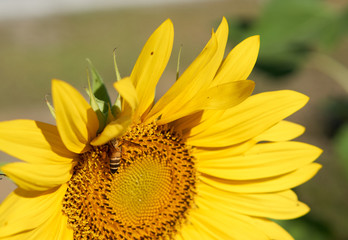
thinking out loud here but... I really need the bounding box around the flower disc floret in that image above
[62,123,196,239]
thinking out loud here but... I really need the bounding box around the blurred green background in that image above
[1,0,348,239]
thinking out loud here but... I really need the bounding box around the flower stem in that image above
[310,52,348,94]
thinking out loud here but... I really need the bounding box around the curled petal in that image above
[91,77,137,145]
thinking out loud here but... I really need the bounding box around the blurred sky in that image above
[0,0,217,20]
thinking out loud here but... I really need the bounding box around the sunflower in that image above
[0,17,321,240]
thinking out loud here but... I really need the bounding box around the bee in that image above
[108,139,122,174]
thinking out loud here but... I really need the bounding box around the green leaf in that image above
[321,97,348,137]
[111,101,121,119]
[334,123,348,178]
[112,51,122,117]
[341,7,348,35]
[45,95,56,119]
[274,216,332,240]
[113,49,122,82]
[86,59,114,132]
[176,45,183,81]
[86,59,111,113]
[228,0,348,77]
[85,77,107,133]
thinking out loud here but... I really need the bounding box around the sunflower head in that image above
[0,17,321,240]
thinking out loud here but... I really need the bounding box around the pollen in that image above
[62,123,196,239]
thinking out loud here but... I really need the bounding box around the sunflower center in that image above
[62,123,196,239]
[109,153,172,224]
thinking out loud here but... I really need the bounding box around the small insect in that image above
[108,139,122,174]
[0,173,6,180]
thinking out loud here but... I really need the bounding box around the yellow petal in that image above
[146,17,229,123]
[146,33,218,123]
[91,114,132,146]
[192,120,306,161]
[191,199,269,239]
[2,162,72,192]
[157,80,255,124]
[187,90,309,147]
[200,163,322,193]
[198,184,309,219]
[0,120,75,164]
[54,213,73,240]
[193,120,304,144]
[178,222,211,240]
[114,77,139,116]
[26,201,73,240]
[91,77,137,145]
[194,140,257,160]
[194,198,295,239]
[256,120,305,142]
[212,35,260,85]
[52,79,99,153]
[0,232,28,240]
[251,218,294,240]
[130,19,174,120]
[172,110,224,138]
[198,142,322,180]
[0,184,67,238]
[189,215,236,239]
[185,80,253,110]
